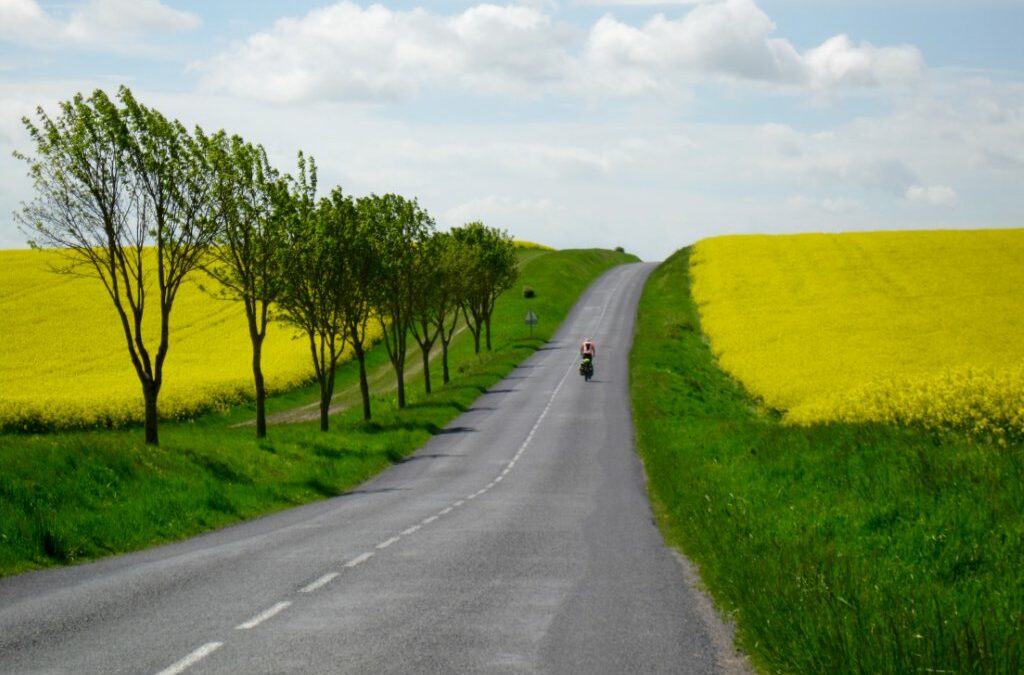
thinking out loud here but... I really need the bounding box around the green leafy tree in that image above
[335,194,380,420]
[199,131,286,438]
[276,154,350,431]
[452,221,518,353]
[15,86,215,445]
[424,231,470,386]
[407,233,444,394]
[359,194,435,409]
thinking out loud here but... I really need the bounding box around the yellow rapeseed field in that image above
[690,229,1024,439]
[513,240,555,251]
[0,248,366,429]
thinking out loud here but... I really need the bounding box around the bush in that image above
[522,286,535,298]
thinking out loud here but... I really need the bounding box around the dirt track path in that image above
[238,325,468,426]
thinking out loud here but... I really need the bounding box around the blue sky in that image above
[1,0,1022,259]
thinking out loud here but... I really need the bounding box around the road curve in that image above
[0,262,735,674]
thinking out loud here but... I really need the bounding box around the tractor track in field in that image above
[236,324,469,427]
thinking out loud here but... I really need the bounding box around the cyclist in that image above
[580,338,596,362]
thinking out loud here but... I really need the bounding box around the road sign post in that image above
[525,310,538,337]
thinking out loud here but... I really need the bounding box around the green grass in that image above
[630,248,1024,674]
[0,248,638,577]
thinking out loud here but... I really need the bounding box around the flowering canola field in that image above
[690,229,1024,439]
[0,248,362,430]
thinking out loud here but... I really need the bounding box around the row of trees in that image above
[16,86,518,446]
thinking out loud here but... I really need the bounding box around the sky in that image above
[1,0,1022,260]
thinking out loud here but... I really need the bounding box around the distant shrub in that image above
[615,246,625,253]
[522,286,536,298]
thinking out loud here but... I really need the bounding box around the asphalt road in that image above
[0,262,737,674]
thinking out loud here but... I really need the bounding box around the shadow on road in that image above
[396,452,464,464]
[434,426,475,435]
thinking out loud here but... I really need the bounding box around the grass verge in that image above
[630,248,1023,674]
[0,248,638,577]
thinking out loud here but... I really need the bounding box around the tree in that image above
[359,194,435,409]
[422,231,469,387]
[407,233,444,394]
[335,194,379,420]
[199,131,286,438]
[275,155,351,431]
[16,87,216,445]
[452,221,518,353]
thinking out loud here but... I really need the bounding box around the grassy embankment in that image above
[630,248,1023,674]
[0,248,637,577]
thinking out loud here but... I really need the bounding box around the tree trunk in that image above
[142,380,159,446]
[462,306,481,354]
[355,343,371,420]
[441,341,451,384]
[381,317,407,409]
[485,315,492,351]
[396,366,406,408]
[323,348,337,431]
[317,342,339,433]
[319,380,330,432]
[253,337,267,438]
[421,345,432,394]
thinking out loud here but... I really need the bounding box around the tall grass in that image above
[0,248,637,577]
[630,248,1024,674]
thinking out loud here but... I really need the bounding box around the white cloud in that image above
[449,4,575,93]
[196,0,925,103]
[976,149,1024,172]
[575,0,712,5]
[788,196,863,214]
[583,0,804,84]
[197,3,571,102]
[582,0,923,94]
[67,0,200,42]
[906,184,958,206]
[852,159,919,195]
[0,0,59,43]
[515,0,560,10]
[442,195,566,230]
[804,34,923,91]
[0,0,200,48]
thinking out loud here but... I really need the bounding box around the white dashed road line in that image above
[345,552,374,568]
[235,601,292,630]
[376,537,401,550]
[299,573,339,593]
[155,642,223,675]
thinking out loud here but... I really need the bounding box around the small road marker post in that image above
[525,310,538,337]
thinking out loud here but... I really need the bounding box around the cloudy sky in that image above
[1,0,1021,260]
